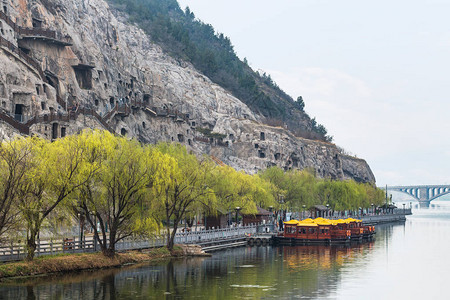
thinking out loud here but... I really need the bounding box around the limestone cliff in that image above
[0,0,376,183]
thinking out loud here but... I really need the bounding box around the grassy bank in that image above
[0,247,175,279]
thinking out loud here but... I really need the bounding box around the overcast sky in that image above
[177,0,450,187]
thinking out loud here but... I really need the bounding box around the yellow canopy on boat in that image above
[297,221,318,227]
[284,220,300,225]
[301,218,315,223]
[345,218,362,223]
[334,219,349,224]
[314,218,333,226]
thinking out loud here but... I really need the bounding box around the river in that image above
[1,201,449,300]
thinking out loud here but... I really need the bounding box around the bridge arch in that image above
[429,190,450,201]
[382,185,450,203]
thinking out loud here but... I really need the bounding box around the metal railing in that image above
[194,136,210,144]
[0,111,30,134]
[0,225,258,262]
[0,10,17,30]
[0,35,45,79]
[0,10,71,44]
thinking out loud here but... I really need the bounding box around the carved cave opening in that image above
[0,82,5,97]
[292,157,299,168]
[14,104,23,121]
[52,123,58,140]
[143,94,150,105]
[12,93,31,122]
[73,66,93,90]
[258,150,266,158]
[32,18,42,28]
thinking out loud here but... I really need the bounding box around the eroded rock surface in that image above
[0,0,376,183]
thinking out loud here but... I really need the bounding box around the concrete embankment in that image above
[362,213,409,224]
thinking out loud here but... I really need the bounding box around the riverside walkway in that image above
[0,225,264,262]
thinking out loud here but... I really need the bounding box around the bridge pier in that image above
[418,202,430,208]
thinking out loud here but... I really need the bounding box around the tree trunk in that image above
[26,234,37,261]
[102,247,115,258]
[106,228,117,258]
[166,203,173,250]
[168,218,180,251]
[166,219,176,250]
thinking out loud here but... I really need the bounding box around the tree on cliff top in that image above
[106,0,331,141]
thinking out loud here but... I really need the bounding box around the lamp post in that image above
[302,205,306,220]
[184,210,188,232]
[77,213,82,249]
[268,206,274,232]
[235,207,241,227]
[268,206,273,224]
[371,203,374,215]
[326,204,330,218]
[358,207,362,218]
[402,203,405,215]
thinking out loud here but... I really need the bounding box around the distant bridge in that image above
[382,185,450,204]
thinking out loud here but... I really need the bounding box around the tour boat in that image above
[274,217,375,245]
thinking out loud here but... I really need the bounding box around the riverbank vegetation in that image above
[0,130,384,260]
[0,247,172,279]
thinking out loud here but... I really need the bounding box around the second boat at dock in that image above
[274,217,375,245]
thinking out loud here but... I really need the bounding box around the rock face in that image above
[0,0,376,184]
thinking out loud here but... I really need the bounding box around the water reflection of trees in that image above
[0,236,393,300]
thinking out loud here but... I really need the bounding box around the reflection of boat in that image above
[274,218,375,245]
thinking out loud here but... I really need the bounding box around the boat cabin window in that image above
[286,226,296,234]
[309,228,316,234]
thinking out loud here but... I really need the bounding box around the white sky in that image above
[177,0,450,187]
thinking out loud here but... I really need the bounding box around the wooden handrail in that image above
[0,111,30,134]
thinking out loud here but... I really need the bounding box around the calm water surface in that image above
[1,201,449,300]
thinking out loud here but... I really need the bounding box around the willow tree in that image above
[153,143,216,251]
[208,166,261,224]
[76,131,165,257]
[0,138,37,241]
[18,132,99,260]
